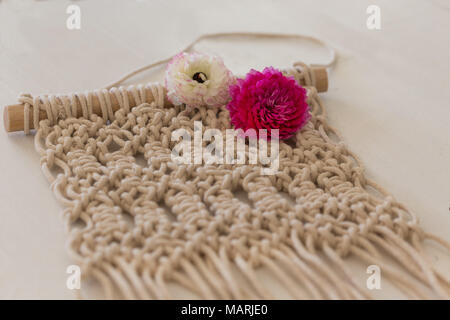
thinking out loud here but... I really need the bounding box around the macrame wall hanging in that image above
[4,33,450,300]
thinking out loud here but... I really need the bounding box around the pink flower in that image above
[226,67,310,140]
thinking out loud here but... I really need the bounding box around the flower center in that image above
[192,72,207,83]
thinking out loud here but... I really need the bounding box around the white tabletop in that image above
[0,0,449,299]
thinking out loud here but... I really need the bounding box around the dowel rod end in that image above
[314,67,328,93]
[3,105,10,133]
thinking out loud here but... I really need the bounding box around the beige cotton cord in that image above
[16,32,450,299]
[104,32,336,90]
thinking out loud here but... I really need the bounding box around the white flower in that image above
[165,52,235,107]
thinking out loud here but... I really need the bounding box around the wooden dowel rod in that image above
[3,67,328,133]
[3,87,172,133]
[311,67,328,93]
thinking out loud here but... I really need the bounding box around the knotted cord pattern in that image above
[26,64,450,299]
[19,83,165,135]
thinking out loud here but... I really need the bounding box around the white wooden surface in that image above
[0,0,449,299]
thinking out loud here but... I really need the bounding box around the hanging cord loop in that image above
[4,32,336,133]
[105,32,336,89]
